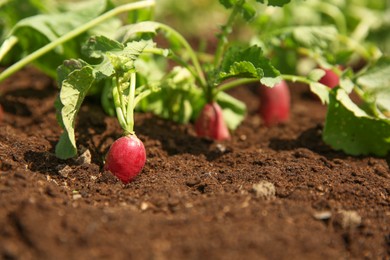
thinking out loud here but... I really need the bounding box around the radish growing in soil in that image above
[259,80,290,126]
[195,102,230,140]
[104,135,146,184]
[54,37,158,184]
[318,67,340,89]
[103,72,147,183]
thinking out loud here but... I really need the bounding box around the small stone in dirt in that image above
[313,211,332,220]
[72,194,82,200]
[72,191,82,200]
[216,143,227,153]
[140,202,149,211]
[252,181,276,200]
[335,210,362,230]
[239,135,247,141]
[75,147,92,165]
[58,165,72,178]
[186,177,201,187]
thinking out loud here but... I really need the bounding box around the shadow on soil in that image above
[269,125,349,160]
[138,116,225,161]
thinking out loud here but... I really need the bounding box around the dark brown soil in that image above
[0,67,389,260]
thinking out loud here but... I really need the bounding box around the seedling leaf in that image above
[323,88,390,156]
[219,45,280,84]
[256,0,291,7]
[55,66,95,159]
[216,91,246,130]
[356,56,390,112]
[3,0,116,78]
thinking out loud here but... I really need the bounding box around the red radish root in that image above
[319,67,340,89]
[259,80,290,127]
[195,102,230,141]
[104,135,146,184]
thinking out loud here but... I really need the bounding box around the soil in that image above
[0,67,389,260]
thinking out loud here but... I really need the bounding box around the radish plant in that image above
[128,0,292,140]
[54,37,160,183]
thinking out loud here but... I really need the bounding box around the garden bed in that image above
[0,67,389,259]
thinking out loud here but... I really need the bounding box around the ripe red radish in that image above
[318,67,340,89]
[104,134,146,184]
[195,102,230,140]
[259,80,290,127]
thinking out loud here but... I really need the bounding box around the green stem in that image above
[281,74,313,85]
[0,36,18,62]
[216,78,259,94]
[337,34,372,61]
[112,82,128,131]
[118,77,127,118]
[0,0,156,83]
[214,0,244,68]
[309,1,347,35]
[134,89,152,107]
[217,74,319,95]
[125,72,136,135]
[150,22,207,88]
[143,47,201,84]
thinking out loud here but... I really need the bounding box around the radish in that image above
[318,67,340,89]
[259,80,290,127]
[104,135,146,184]
[195,102,230,140]
[103,72,148,184]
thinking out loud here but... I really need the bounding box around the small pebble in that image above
[216,144,226,153]
[336,210,362,230]
[252,181,276,200]
[75,148,92,165]
[313,211,332,220]
[58,165,72,178]
[72,194,82,200]
[140,202,149,211]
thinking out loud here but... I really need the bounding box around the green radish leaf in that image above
[310,82,330,104]
[356,56,390,112]
[137,65,247,130]
[1,0,117,77]
[82,35,124,60]
[216,91,246,130]
[137,67,200,124]
[217,0,256,21]
[83,36,153,77]
[241,3,256,21]
[219,0,237,9]
[219,45,280,85]
[55,66,95,159]
[323,88,390,156]
[57,59,88,86]
[115,21,160,43]
[260,76,282,87]
[256,0,291,7]
[308,69,326,82]
[220,0,291,8]
[291,26,338,49]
